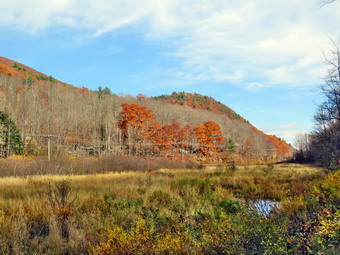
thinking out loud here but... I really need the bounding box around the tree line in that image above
[294,41,340,168]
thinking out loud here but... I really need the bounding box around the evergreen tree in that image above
[0,111,23,157]
[97,86,112,98]
[227,139,236,153]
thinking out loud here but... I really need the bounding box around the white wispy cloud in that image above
[1,0,339,90]
[260,123,312,143]
[0,0,72,31]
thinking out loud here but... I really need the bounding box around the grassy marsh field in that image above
[0,163,338,254]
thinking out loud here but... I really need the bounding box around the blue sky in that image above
[1,0,340,143]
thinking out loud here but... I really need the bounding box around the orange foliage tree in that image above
[119,103,155,130]
[119,103,157,154]
[242,138,254,160]
[150,122,193,156]
[194,121,224,155]
[119,103,195,157]
[119,103,227,158]
[265,135,291,158]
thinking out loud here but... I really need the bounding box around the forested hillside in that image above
[0,56,291,162]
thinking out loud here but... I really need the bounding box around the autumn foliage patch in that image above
[118,103,226,159]
[194,121,224,155]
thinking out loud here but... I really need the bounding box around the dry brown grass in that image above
[0,163,333,254]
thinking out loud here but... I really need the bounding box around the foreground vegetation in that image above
[0,163,338,254]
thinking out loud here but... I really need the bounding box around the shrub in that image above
[311,209,340,253]
[147,190,173,207]
[173,178,214,197]
[11,63,26,71]
[90,219,195,255]
[48,180,75,240]
[25,207,50,240]
[217,200,241,214]
[228,160,237,171]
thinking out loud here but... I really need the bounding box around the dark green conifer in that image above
[0,111,23,157]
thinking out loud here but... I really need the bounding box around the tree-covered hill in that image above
[0,57,291,162]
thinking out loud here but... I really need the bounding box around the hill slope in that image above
[0,56,45,76]
[152,92,291,158]
[0,57,291,161]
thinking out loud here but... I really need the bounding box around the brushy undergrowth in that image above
[0,154,198,177]
[0,163,338,254]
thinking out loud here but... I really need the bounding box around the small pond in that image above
[249,199,280,217]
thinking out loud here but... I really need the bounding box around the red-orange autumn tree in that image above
[119,103,227,158]
[194,121,224,156]
[150,122,193,156]
[119,103,157,155]
[265,135,291,158]
[119,103,196,157]
[119,103,156,138]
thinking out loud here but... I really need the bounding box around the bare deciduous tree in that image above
[311,40,340,167]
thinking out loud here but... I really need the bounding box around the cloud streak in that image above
[1,0,339,90]
[260,123,311,143]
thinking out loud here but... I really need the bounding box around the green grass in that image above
[0,163,338,254]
